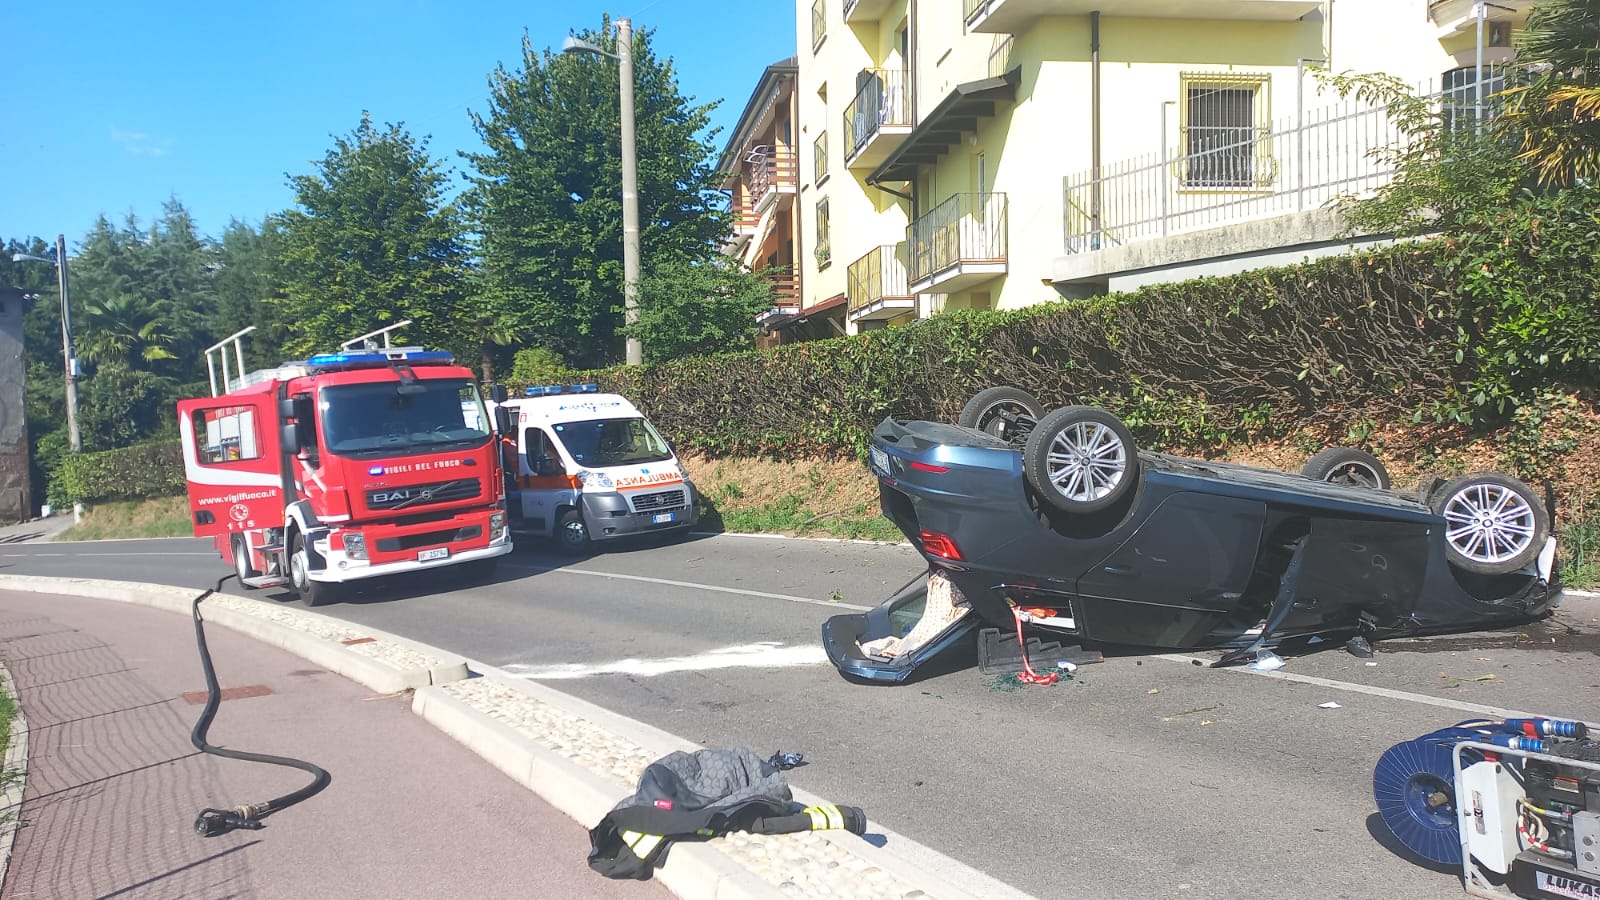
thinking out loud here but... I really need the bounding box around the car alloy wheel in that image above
[1023,406,1139,515]
[1302,447,1391,490]
[1431,473,1549,575]
[958,386,1044,446]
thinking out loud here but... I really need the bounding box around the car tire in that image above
[1302,447,1392,490]
[958,387,1044,445]
[233,536,260,586]
[1429,472,1550,576]
[556,508,590,555]
[289,532,339,607]
[1023,406,1139,514]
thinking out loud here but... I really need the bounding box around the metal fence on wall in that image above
[1063,66,1510,253]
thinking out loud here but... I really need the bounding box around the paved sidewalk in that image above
[0,588,668,900]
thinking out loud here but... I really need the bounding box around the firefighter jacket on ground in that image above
[587,746,867,880]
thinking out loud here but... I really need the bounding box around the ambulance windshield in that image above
[552,417,673,468]
[319,379,491,457]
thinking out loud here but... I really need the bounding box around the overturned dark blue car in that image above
[823,387,1561,684]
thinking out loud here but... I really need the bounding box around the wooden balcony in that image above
[748,146,797,216]
[907,193,1007,293]
[847,245,916,322]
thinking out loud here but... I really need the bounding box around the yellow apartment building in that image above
[762,0,1534,334]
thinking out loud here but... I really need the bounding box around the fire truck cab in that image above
[178,324,513,605]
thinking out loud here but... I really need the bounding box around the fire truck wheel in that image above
[232,536,260,585]
[289,532,339,607]
[556,509,590,555]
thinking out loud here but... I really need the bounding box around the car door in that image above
[1073,491,1265,646]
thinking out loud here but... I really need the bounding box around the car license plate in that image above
[870,445,889,475]
[652,512,675,524]
[417,547,449,562]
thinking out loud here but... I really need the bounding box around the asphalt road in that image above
[4,532,1597,900]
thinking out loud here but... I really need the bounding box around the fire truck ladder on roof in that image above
[204,327,256,398]
[340,319,413,351]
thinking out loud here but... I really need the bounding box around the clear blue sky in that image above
[1,0,796,246]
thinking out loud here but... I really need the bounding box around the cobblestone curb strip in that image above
[0,575,468,695]
[0,662,28,898]
[0,575,1035,900]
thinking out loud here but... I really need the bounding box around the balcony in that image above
[844,69,913,170]
[964,0,1321,34]
[725,199,759,253]
[908,193,1007,293]
[847,245,916,322]
[756,267,801,328]
[1427,0,1533,37]
[843,0,898,22]
[748,146,797,216]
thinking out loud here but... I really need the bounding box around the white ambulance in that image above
[496,383,700,553]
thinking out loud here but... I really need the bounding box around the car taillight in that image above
[909,461,950,473]
[919,530,963,561]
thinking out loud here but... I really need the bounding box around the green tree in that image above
[1498,0,1600,186]
[464,18,728,369]
[276,113,468,357]
[630,259,775,363]
[1318,70,1525,235]
[74,293,177,367]
[211,218,291,368]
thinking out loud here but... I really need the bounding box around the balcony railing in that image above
[847,244,915,320]
[963,0,988,26]
[765,266,800,306]
[843,69,911,163]
[908,193,1008,289]
[814,131,829,185]
[1061,66,1512,253]
[747,146,797,212]
[811,0,826,50]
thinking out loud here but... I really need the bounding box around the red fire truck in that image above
[177,323,513,605]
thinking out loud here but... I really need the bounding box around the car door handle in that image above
[1102,565,1134,576]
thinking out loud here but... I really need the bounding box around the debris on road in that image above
[1318,701,1342,709]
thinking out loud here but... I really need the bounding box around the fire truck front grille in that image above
[630,489,687,513]
[375,525,482,553]
[365,478,481,510]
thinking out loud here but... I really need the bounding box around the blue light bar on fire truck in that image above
[524,383,600,397]
[305,348,455,371]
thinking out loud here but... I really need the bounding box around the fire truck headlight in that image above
[490,512,506,542]
[344,533,368,560]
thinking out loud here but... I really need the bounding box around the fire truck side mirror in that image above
[494,406,513,437]
[489,384,508,404]
[278,398,296,419]
[281,423,301,454]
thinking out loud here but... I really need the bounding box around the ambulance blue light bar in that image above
[524,383,600,397]
[306,349,455,370]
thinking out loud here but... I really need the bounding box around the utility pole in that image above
[56,234,81,452]
[618,17,642,366]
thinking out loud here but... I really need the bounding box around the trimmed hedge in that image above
[56,442,186,504]
[519,246,1462,457]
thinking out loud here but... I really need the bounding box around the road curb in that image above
[0,661,28,899]
[0,575,469,695]
[0,573,1032,900]
[412,684,780,900]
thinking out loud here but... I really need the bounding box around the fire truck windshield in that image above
[319,378,491,457]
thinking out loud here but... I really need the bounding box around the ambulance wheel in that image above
[556,509,590,555]
[232,536,260,585]
[289,532,339,607]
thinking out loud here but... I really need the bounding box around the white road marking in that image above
[500,562,877,611]
[1157,653,1600,726]
[502,641,829,679]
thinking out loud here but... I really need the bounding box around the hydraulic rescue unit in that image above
[177,322,512,605]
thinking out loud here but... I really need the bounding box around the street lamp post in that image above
[12,234,81,452]
[563,18,643,366]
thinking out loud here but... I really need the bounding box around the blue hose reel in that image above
[1373,718,1588,866]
